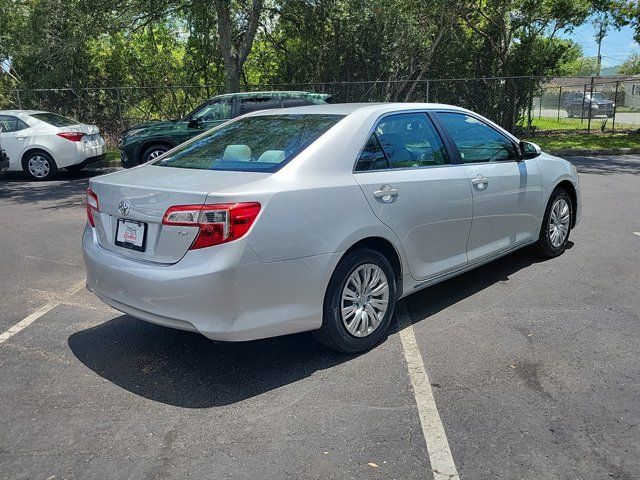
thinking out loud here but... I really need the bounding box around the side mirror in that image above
[187,117,203,129]
[520,141,541,160]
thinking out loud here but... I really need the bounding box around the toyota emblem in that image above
[118,199,132,217]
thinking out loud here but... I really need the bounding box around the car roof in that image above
[212,91,330,101]
[249,102,469,116]
[0,110,46,116]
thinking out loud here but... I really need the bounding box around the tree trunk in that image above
[225,63,241,93]
[214,0,263,93]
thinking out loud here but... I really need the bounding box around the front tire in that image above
[141,144,169,164]
[534,188,573,258]
[314,248,397,353]
[22,151,58,181]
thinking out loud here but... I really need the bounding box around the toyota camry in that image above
[83,103,580,353]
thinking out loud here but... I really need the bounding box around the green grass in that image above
[524,132,640,152]
[616,106,640,113]
[93,148,121,168]
[526,116,637,132]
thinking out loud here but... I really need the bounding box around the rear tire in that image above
[22,151,58,181]
[313,248,397,354]
[534,188,573,258]
[141,144,169,164]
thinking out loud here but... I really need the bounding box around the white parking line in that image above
[0,279,86,345]
[396,302,460,480]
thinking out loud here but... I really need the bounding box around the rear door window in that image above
[238,97,281,115]
[355,133,388,171]
[31,112,79,127]
[373,113,450,169]
[0,115,29,132]
[282,98,314,108]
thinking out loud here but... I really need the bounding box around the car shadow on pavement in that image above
[569,155,640,175]
[68,316,351,408]
[404,244,571,319]
[0,170,113,208]
[68,244,571,409]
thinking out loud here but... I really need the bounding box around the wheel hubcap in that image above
[341,263,389,338]
[27,156,50,178]
[548,198,570,248]
[147,150,166,161]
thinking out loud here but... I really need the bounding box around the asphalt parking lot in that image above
[1,156,639,480]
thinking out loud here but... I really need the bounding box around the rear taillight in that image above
[57,132,85,142]
[162,202,261,250]
[85,188,99,227]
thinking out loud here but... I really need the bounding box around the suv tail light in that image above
[163,202,261,250]
[57,132,85,142]
[85,188,99,227]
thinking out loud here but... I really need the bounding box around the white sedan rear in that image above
[0,110,106,180]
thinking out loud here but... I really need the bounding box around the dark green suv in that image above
[118,91,330,167]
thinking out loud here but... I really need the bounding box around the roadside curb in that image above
[549,147,640,156]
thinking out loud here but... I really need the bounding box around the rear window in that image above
[31,112,79,127]
[154,114,343,172]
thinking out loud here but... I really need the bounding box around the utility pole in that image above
[594,13,609,77]
[595,24,604,77]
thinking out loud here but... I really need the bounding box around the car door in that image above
[354,112,473,280]
[0,115,31,169]
[435,111,543,263]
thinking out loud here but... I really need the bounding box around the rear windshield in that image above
[31,112,79,127]
[154,114,343,172]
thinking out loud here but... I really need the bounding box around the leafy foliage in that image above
[0,0,636,133]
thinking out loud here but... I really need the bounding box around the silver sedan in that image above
[83,103,580,353]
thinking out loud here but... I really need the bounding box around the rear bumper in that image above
[83,225,339,341]
[57,141,107,168]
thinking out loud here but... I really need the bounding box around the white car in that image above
[0,110,106,180]
[84,103,580,354]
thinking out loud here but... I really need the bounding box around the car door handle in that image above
[471,174,489,190]
[15,135,27,140]
[373,185,399,203]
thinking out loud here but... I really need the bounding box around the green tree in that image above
[619,52,640,75]
[561,56,600,76]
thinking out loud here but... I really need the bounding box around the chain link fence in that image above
[534,78,640,133]
[2,76,640,145]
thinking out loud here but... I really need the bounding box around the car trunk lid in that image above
[89,166,268,264]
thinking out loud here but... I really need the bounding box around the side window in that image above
[0,115,28,133]
[238,97,281,115]
[375,113,449,168]
[282,98,314,108]
[436,112,519,163]
[355,133,388,171]
[192,100,232,121]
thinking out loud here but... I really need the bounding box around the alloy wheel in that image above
[341,263,389,338]
[548,198,570,247]
[146,149,166,162]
